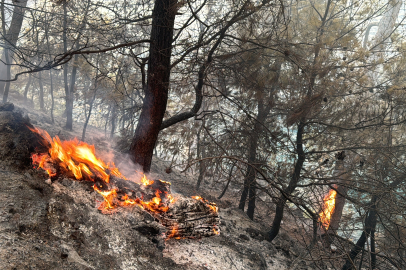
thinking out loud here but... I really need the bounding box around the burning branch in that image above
[29,126,220,239]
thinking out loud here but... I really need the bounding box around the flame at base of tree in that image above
[29,126,219,239]
[319,189,337,230]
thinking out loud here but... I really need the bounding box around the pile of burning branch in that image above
[29,126,220,239]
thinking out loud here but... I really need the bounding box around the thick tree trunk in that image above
[268,122,305,241]
[0,0,28,100]
[129,0,177,173]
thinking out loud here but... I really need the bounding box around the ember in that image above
[319,189,337,229]
[29,126,220,239]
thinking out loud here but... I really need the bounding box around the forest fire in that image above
[319,189,337,229]
[28,126,220,239]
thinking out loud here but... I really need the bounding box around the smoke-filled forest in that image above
[1,0,406,269]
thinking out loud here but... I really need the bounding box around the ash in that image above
[0,103,295,270]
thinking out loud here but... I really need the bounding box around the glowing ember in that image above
[192,195,218,213]
[319,189,337,229]
[167,223,181,239]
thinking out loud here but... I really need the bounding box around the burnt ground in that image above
[0,102,312,270]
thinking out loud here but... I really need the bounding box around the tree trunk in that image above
[342,198,377,270]
[62,0,72,130]
[239,60,281,219]
[239,100,272,220]
[38,71,45,111]
[82,91,97,141]
[217,162,236,200]
[268,122,305,241]
[322,154,350,246]
[110,104,117,139]
[104,104,111,137]
[45,13,54,123]
[23,74,32,103]
[196,121,206,190]
[0,0,28,99]
[129,0,177,173]
[49,70,55,123]
[66,52,78,129]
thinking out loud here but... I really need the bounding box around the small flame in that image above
[167,223,181,239]
[192,195,218,213]
[167,194,176,204]
[94,185,118,210]
[31,153,57,177]
[29,126,119,183]
[141,174,154,186]
[319,189,337,229]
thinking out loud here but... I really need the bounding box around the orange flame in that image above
[167,223,181,239]
[141,174,154,186]
[94,185,118,210]
[192,195,218,213]
[29,126,173,213]
[29,126,121,183]
[319,189,337,229]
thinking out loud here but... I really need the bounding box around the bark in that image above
[23,74,32,103]
[0,0,28,100]
[129,0,177,173]
[268,122,305,241]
